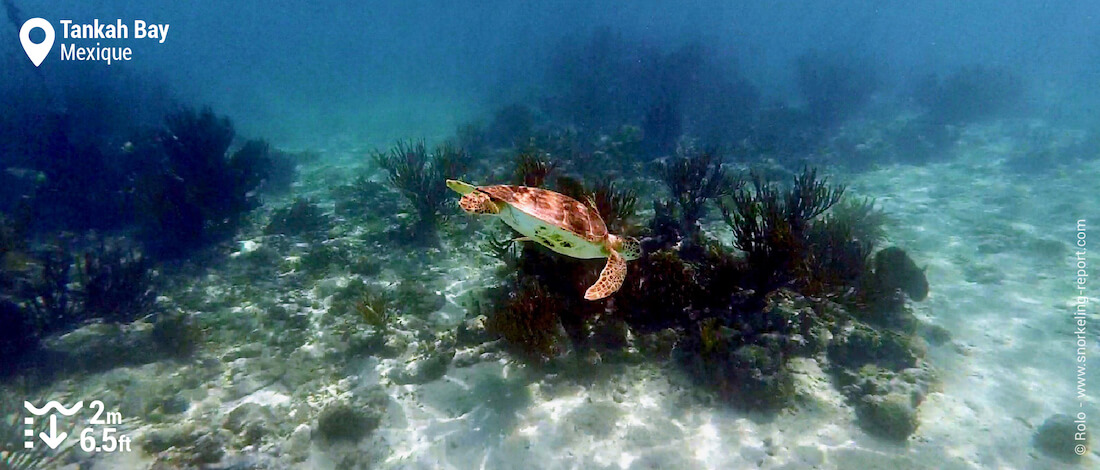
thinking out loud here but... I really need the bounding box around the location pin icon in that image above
[20,18,54,67]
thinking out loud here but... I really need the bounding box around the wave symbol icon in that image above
[24,401,83,416]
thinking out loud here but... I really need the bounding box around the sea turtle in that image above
[446,180,641,300]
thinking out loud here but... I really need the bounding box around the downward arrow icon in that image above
[39,415,67,449]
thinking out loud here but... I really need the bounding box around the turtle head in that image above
[609,234,641,261]
[446,179,477,195]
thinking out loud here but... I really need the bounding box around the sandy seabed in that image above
[39,122,1100,470]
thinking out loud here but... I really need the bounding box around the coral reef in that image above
[857,247,929,329]
[835,362,934,442]
[463,154,936,434]
[855,390,920,441]
[483,279,570,363]
[671,289,836,411]
[828,322,922,371]
[825,284,933,442]
[0,27,980,464]
[614,249,707,333]
[675,325,796,410]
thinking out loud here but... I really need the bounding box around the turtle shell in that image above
[477,185,608,243]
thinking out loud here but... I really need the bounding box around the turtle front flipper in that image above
[584,249,626,300]
[458,192,501,215]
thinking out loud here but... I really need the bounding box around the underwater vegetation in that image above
[0,70,294,256]
[329,279,393,332]
[653,149,739,255]
[372,140,471,245]
[23,242,154,330]
[264,197,329,238]
[137,108,274,257]
[0,67,177,231]
[73,243,155,324]
[803,197,887,287]
[586,178,638,235]
[470,161,931,439]
[0,238,157,374]
[721,167,846,294]
[0,87,286,378]
[483,279,568,362]
[512,151,558,188]
[1,383,77,469]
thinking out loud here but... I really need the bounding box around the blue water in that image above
[1,1,1098,469]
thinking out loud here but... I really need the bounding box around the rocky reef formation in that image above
[469,157,935,442]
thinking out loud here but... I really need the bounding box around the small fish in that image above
[4,167,40,179]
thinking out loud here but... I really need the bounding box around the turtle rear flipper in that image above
[584,249,626,300]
